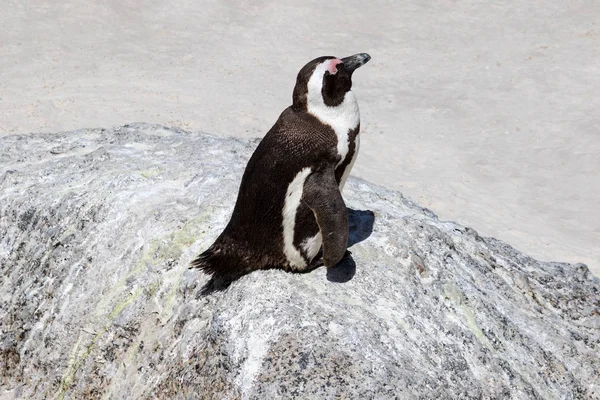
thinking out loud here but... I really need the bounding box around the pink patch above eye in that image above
[327,58,342,74]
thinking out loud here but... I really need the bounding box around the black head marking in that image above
[292,56,337,111]
[292,53,371,111]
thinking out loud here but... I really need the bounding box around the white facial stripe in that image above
[306,62,330,99]
[301,232,323,261]
[306,60,360,169]
[282,167,312,268]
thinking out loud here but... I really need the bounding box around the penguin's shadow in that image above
[326,208,375,283]
[347,208,375,247]
[199,208,375,295]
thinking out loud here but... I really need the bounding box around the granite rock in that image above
[1,123,599,399]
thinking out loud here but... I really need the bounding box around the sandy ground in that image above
[1,1,599,275]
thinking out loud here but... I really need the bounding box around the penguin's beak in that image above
[340,53,371,73]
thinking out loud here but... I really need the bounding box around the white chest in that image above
[307,91,360,167]
[305,65,360,166]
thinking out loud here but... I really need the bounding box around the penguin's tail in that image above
[190,246,222,273]
[191,243,251,295]
[190,244,241,280]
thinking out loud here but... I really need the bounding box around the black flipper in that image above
[302,166,349,267]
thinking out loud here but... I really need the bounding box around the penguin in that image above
[191,53,371,281]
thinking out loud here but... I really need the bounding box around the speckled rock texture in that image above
[1,123,599,399]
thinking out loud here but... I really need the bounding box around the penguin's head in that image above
[292,53,371,111]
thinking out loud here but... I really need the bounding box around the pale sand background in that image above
[1,1,598,275]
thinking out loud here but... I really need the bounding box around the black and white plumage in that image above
[191,53,371,281]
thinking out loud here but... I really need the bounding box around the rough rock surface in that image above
[1,123,599,399]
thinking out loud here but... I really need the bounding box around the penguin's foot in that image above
[309,249,352,270]
[309,256,324,270]
[342,250,352,260]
